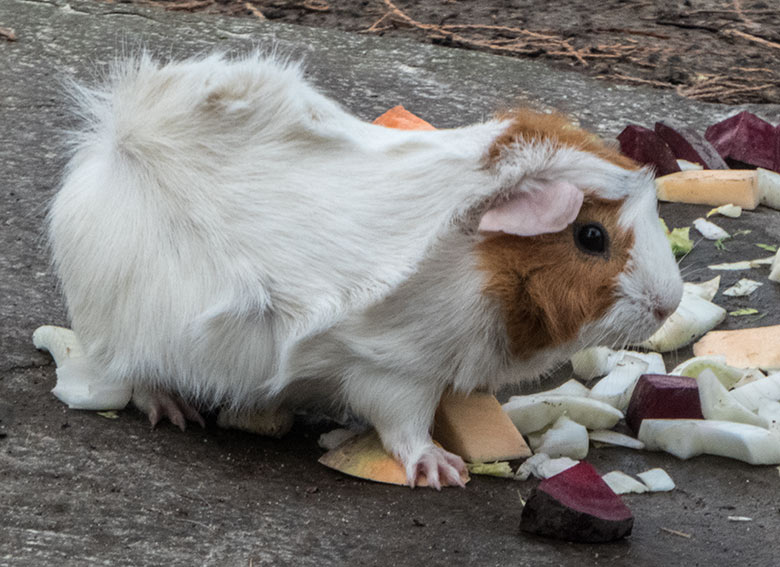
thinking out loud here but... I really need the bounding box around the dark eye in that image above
[574,223,609,256]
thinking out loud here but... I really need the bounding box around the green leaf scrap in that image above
[729,308,760,316]
[755,244,777,253]
[467,461,514,478]
[660,219,693,258]
[96,411,119,419]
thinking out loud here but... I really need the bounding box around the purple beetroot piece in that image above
[617,125,681,176]
[654,120,728,169]
[704,111,777,171]
[625,374,704,434]
[520,461,633,543]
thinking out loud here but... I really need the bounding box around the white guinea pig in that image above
[49,53,682,488]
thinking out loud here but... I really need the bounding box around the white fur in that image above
[50,53,682,482]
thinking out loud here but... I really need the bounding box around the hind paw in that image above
[132,387,205,431]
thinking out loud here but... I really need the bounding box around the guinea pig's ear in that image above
[478,180,583,237]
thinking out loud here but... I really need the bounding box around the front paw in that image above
[405,445,468,490]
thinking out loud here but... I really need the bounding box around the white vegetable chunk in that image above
[730,372,780,412]
[685,277,721,302]
[769,249,780,284]
[697,369,768,428]
[670,355,746,389]
[677,159,704,171]
[570,346,615,380]
[528,416,589,459]
[502,394,624,434]
[707,204,742,218]
[589,356,648,411]
[637,468,675,492]
[757,167,780,210]
[693,217,730,240]
[514,453,579,481]
[758,399,780,433]
[709,261,753,271]
[602,471,649,494]
[32,325,133,411]
[545,379,591,398]
[318,428,360,451]
[588,429,645,450]
[638,419,780,465]
[722,278,763,297]
[639,287,727,352]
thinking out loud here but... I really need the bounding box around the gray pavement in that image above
[2,1,780,565]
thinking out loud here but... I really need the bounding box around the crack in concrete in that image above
[1,360,54,375]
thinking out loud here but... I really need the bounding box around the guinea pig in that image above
[49,53,683,489]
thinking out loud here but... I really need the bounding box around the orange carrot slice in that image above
[373,105,436,131]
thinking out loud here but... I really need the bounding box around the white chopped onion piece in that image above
[602,471,649,494]
[677,159,704,171]
[685,277,721,302]
[588,429,645,450]
[589,357,648,411]
[570,346,616,380]
[769,249,780,283]
[502,395,623,435]
[528,416,589,459]
[693,217,730,240]
[697,369,768,428]
[757,168,780,210]
[758,399,780,433]
[722,278,763,297]
[639,288,726,352]
[545,379,591,398]
[638,419,780,465]
[637,468,675,492]
[670,355,745,389]
[514,454,579,481]
[33,325,132,410]
[730,373,780,412]
[707,204,742,218]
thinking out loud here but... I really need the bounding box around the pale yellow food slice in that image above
[656,170,759,209]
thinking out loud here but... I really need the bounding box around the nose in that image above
[654,305,674,321]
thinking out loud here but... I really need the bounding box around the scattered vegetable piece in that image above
[722,278,762,297]
[638,419,780,465]
[654,120,728,170]
[655,170,760,209]
[588,430,645,450]
[589,356,648,411]
[685,277,721,301]
[636,468,675,492]
[769,249,780,283]
[758,399,780,432]
[318,430,470,487]
[217,406,293,438]
[434,390,531,463]
[514,454,579,481]
[618,125,680,176]
[730,308,760,317]
[704,111,776,171]
[707,204,742,218]
[96,411,119,420]
[528,416,589,460]
[602,471,648,495]
[693,325,780,371]
[625,374,704,434]
[755,244,777,253]
[502,395,623,435]
[467,461,514,478]
[727,516,753,522]
[670,355,746,389]
[757,168,780,209]
[639,287,726,352]
[693,217,730,240]
[545,379,591,398]
[519,461,634,543]
[696,369,768,428]
[660,219,694,257]
[729,373,780,412]
[570,346,615,380]
[676,159,703,171]
[708,261,753,271]
[32,325,133,411]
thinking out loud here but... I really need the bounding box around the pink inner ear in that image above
[478,180,584,236]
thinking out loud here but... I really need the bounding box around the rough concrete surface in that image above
[1,1,780,565]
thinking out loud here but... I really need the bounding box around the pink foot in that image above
[132,387,205,432]
[406,445,468,490]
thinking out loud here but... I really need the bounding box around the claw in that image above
[134,388,204,432]
[406,445,467,489]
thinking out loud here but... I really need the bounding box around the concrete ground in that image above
[2,1,780,565]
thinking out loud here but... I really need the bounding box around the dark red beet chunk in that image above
[704,111,777,171]
[617,125,681,176]
[654,120,728,169]
[625,374,704,434]
[520,462,633,543]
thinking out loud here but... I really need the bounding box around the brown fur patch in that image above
[487,109,639,171]
[477,196,633,359]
